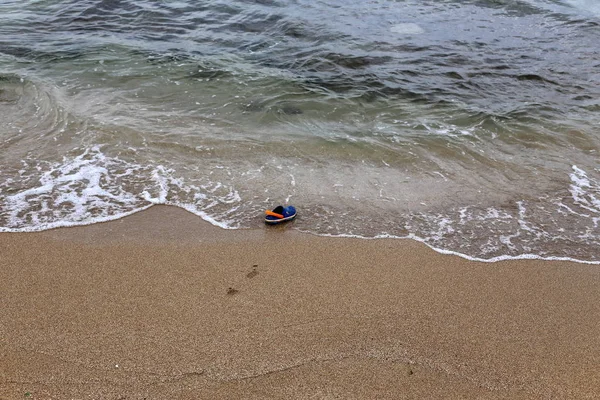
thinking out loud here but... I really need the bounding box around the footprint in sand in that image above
[246,264,259,279]
[226,287,239,295]
[228,265,259,295]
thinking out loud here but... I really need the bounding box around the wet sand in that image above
[1,205,599,399]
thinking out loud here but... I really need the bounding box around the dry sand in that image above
[1,205,599,399]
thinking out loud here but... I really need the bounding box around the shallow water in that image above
[1,0,599,262]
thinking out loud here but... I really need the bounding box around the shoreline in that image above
[3,204,599,266]
[1,205,599,399]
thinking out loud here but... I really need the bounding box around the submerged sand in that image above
[1,205,599,399]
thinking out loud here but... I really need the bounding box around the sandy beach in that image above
[1,205,599,399]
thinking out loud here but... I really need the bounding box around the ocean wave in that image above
[1,0,599,263]
[0,146,242,232]
[1,144,598,262]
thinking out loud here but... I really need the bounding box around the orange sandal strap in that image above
[265,210,284,219]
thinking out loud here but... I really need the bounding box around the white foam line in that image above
[176,202,239,230]
[296,230,600,265]
[0,201,241,233]
[0,205,153,233]
[404,234,600,265]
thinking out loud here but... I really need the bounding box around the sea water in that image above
[1,0,599,262]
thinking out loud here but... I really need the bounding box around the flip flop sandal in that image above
[265,205,297,225]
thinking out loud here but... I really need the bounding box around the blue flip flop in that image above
[265,205,297,225]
